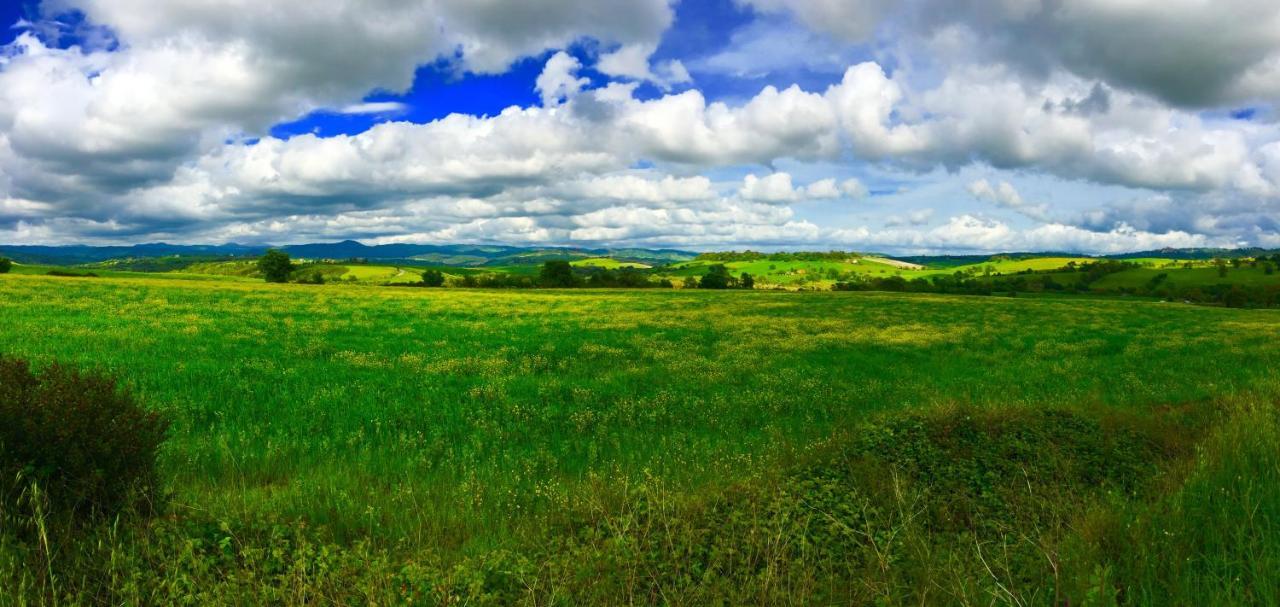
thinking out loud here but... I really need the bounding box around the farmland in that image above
[1,271,1279,604]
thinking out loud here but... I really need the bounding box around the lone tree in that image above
[0,257,11,274]
[539,260,579,288]
[421,268,445,287]
[258,249,294,283]
[699,264,732,289]
[740,272,755,289]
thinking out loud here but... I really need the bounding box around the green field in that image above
[2,271,1279,604]
[570,257,652,269]
[662,257,934,287]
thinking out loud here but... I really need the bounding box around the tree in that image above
[740,272,755,289]
[0,257,11,274]
[258,249,294,283]
[700,264,732,289]
[421,269,445,287]
[1223,286,1248,308]
[539,260,579,288]
[682,276,698,289]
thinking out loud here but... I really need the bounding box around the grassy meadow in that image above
[1,271,1279,604]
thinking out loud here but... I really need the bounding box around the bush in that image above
[0,357,168,520]
[0,258,11,274]
[699,264,732,289]
[538,261,580,288]
[421,269,445,287]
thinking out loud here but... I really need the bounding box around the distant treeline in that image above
[448,265,675,289]
[695,250,860,262]
[404,262,753,290]
[835,259,1280,308]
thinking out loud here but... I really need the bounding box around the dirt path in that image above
[865,257,926,270]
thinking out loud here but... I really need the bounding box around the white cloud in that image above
[745,0,1280,107]
[802,178,840,199]
[338,102,408,116]
[536,51,590,106]
[884,208,934,227]
[739,172,798,203]
[597,43,692,90]
[967,179,1051,221]
[831,214,1216,254]
[840,178,869,199]
[0,0,675,195]
[2,1,1279,251]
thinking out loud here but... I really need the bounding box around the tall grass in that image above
[1,273,1278,604]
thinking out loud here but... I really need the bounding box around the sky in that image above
[1,1,1279,253]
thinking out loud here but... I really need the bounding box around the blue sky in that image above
[0,0,1278,252]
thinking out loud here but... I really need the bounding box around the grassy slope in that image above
[2,273,1278,603]
[948,256,1093,274]
[661,257,935,287]
[8,262,256,282]
[1093,266,1279,289]
[570,257,651,269]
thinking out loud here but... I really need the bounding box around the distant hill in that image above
[1104,247,1280,260]
[3,241,1276,269]
[0,240,697,268]
[890,248,1280,267]
[0,243,263,265]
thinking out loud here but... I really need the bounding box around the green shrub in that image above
[699,264,732,289]
[0,357,168,521]
[0,258,11,274]
[421,268,445,287]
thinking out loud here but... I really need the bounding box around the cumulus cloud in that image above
[745,0,1280,107]
[967,179,1051,221]
[536,51,590,106]
[832,214,1217,255]
[739,172,798,203]
[1,0,1278,252]
[597,43,692,90]
[0,0,674,194]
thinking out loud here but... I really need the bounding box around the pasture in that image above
[1,272,1278,604]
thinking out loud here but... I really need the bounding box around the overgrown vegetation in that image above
[1,272,1278,604]
[0,357,168,521]
[833,258,1280,307]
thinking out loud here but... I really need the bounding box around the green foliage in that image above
[0,258,11,274]
[696,250,859,262]
[0,357,168,521]
[699,263,732,289]
[421,268,445,287]
[739,272,754,289]
[256,249,294,283]
[45,269,98,278]
[538,260,580,288]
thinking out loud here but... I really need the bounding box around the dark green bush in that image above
[421,268,445,287]
[0,357,168,520]
[0,258,11,273]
